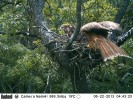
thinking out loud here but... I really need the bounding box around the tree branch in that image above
[117,27,133,46]
[66,0,82,49]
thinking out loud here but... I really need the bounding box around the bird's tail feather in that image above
[95,38,130,62]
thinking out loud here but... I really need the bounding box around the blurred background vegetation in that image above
[0,0,133,93]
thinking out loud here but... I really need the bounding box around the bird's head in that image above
[60,24,75,37]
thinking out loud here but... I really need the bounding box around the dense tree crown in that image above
[0,0,133,93]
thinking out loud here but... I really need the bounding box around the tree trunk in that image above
[28,0,90,93]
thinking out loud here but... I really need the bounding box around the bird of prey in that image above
[80,21,129,62]
[60,24,75,37]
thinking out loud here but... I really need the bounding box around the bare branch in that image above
[117,27,133,46]
[66,0,82,49]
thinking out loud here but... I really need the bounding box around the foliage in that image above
[44,0,117,33]
[89,58,133,93]
[121,1,133,30]
[0,35,72,93]
[82,0,117,22]
[44,0,77,32]
[0,0,29,34]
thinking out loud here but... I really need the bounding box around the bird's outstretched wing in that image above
[95,36,129,61]
[81,22,109,37]
[99,21,122,32]
[80,21,130,61]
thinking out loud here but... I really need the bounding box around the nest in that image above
[54,33,103,69]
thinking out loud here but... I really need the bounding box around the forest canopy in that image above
[0,0,133,93]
